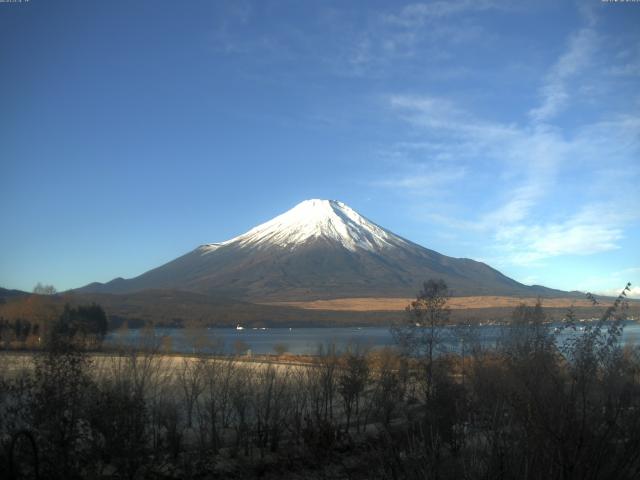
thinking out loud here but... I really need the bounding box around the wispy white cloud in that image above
[482,184,544,227]
[593,286,640,300]
[387,94,565,228]
[572,267,640,299]
[383,0,509,27]
[383,94,638,266]
[374,165,467,192]
[341,1,513,75]
[553,261,639,299]
[529,27,597,123]
[389,94,520,145]
[496,209,624,265]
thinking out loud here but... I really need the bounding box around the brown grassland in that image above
[264,295,614,311]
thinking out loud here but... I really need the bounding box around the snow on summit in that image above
[202,199,408,253]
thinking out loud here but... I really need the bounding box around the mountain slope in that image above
[0,287,30,303]
[77,199,569,300]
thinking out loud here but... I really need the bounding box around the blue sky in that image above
[1,0,639,297]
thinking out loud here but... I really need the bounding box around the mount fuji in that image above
[77,199,566,301]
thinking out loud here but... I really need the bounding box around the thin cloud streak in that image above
[383,0,511,27]
[529,27,597,123]
[373,166,467,192]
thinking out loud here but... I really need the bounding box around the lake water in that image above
[105,321,640,355]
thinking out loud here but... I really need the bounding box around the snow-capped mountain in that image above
[77,199,566,300]
[200,199,408,253]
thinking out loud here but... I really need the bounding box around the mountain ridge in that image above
[76,199,574,301]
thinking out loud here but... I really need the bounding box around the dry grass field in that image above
[264,296,607,312]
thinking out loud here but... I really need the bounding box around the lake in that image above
[105,321,640,355]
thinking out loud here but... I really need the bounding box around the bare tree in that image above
[370,348,404,428]
[338,345,369,433]
[286,365,309,445]
[33,283,57,295]
[229,366,253,457]
[178,358,204,428]
[196,358,230,454]
[392,279,450,399]
[315,342,339,421]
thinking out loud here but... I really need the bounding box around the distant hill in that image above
[0,287,29,303]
